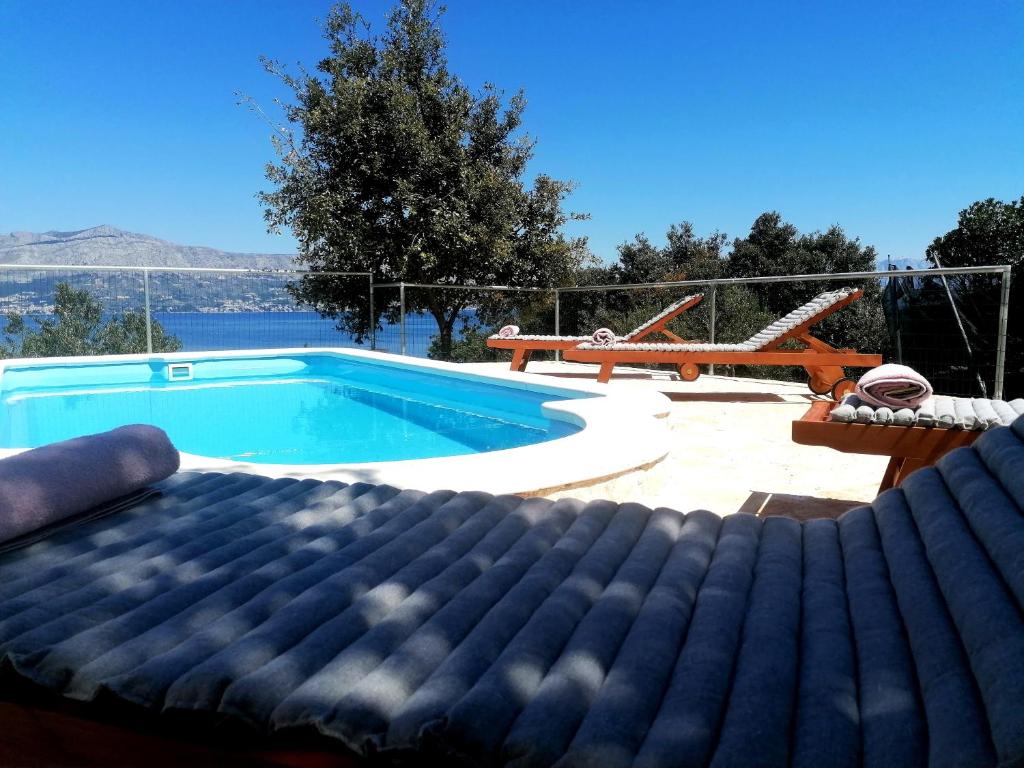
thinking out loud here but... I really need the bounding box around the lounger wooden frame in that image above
[564,289,882,395]
[486,293,704,372]
[792,400,980,492]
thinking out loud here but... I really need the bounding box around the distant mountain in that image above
[0,226,308,313]
[876,255,929,272]
[0,225,297,270]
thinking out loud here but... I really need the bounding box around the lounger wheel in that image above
[807,373,833,395]
[678,363,701,382]
[830,377,856,401]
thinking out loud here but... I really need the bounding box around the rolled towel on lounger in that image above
[591,327,616,346]
[855,363,933,409]
[0,424,179,545]
[497,324,520,338]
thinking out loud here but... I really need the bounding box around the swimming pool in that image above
[0,352,586,462]
[0,349,671,494]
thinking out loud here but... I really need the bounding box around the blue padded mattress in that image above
[3,419,1024,767]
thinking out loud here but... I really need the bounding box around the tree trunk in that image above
[429,309,459,361]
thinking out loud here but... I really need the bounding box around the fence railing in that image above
[372,265,1013,398]
[1,262,1012,399]
[0,264,373,355]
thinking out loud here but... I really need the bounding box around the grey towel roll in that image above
[0,425,180,545]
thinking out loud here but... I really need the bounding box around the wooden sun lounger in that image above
[563,287,882,397]
[792,399,981,492]
[486,293,703,372]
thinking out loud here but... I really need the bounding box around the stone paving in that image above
[467,360,888,520]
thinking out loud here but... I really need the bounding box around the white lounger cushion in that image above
[575,341,756,352]
[488,293,703,343]
[488,334,594,342]
[576,288,857,352]
[830,394,1024,430]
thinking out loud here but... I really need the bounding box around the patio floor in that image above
[466,361,889,521]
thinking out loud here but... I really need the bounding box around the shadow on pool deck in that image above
[660,391,790,404]
[464,360,890,517]
[739,491,866,521]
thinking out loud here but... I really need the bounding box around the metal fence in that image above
[1,262,1013,398]
[372,265,1013,398]
[370,283,553,358]
[0,264,373,354]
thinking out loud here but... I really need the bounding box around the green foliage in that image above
[0,282,181,359]
[726,212,891,377]
[551,214,891,380]
[926,196,1023,271]
[565,222,731,343]
[925,195,1023,393]
[257,0,589,359]
[428,321,499,363]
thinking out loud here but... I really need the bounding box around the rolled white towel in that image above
[591,327,617,346]
[855,364,933,408]
[498,325,520,339]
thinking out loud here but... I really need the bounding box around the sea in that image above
[152,311,467,359]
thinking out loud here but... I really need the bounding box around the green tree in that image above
[925,195,1023,393]
[728,212,880,310]
[927,196,1024,270]
[1,282,181,359]
[257,0,589,358]
[727,212,890,369]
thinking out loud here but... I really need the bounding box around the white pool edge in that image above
[0,347,672,495]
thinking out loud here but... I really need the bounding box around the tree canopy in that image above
[258,0,589,357]
[561,213,889,372]
[926,196,1023,272]
[1,282,181,359]
[925,195,1023,394]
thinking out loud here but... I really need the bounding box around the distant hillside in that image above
[0,225,297,269]
[0,226,310,313]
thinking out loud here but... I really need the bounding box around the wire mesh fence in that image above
[1,264,1011,398]
[554,267,1011,398]
[0,266,373,357]
[369,284,556,360]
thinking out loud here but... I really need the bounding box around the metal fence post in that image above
[143,268,153,354]
[994,266,1012,399]
[554,288,561,362]
[368,275,376,351]
[399,282,407,356]
[707,284,717,376]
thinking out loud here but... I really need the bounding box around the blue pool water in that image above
[0,353,586,463]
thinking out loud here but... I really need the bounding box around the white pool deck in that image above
[463,360,888,520]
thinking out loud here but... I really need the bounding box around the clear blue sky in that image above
[2,1,1021,263]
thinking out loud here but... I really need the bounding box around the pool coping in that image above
[0,347,672,495]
